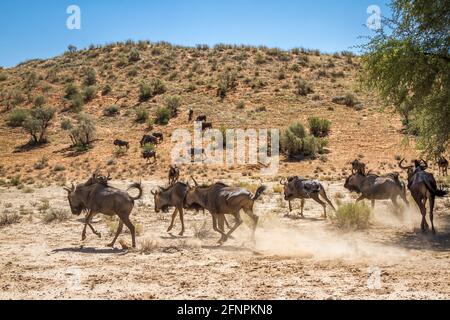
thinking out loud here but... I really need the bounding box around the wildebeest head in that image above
[344,174,362,193]
[151,188,170,213]
[399,158,427,180]
[280,177,297,201]
[63,184,85,215]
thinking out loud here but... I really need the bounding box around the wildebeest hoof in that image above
[81,235,86,241]
[95,232,102,238]
[167,226,173,232]
[107,243,115,248]
[178,231,184,236]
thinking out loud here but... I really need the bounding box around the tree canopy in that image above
[361,0,449,156]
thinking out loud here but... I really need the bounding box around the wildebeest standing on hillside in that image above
[140,135,158,147]
[114,139,129,149]
[185,180,266,244]
[281,176,335,218]
[399,159,447,233]
[168,165,180,186]
[344,171,409,209]
[143,150,156,163]
[63,180,143,248]
[152,132,164,143]
[436,155,448,176]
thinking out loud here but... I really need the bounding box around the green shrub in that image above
[128,49,141,62]
[155,106,171,125]
[22,107,56,144]
[332,94,358,107]
[34,95,46,107]
[64,83,79,99]
[104,105,120,116]
[142,143,155,152]
[0,73,7,81]
[83,67,97,86]
[165,95,181,116]
[281,122,327,158]
[150,78,166,96]
[139,83,152,101]
[102,84,112,96]
[308,117,331,137]
[332,202,371,230]
[135,106,149,123]
[83,86,97,101]
[295,79,313,96]
[0,212,21,227]
[8,108,29,127]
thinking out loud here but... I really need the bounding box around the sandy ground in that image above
[0,180,449,300]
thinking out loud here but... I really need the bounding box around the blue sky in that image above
[0,0,390,68]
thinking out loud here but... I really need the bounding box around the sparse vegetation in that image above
[332,202,371,230]
[0,212,21,227]
[281,122,328,158]
[308,117,331,138]
[155,106,171,125]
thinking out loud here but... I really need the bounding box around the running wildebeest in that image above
[351,159,366,175]
[280,176,335,218]
[152,182,190,236]
[152,132,164,143]
[140,135,158,147]
[436,155,448,176]
[399,159,447,233]
[185,179,266,244]
[188,108,194,121]
[344,171,409,209]
[143,150,156,162]
[63,178,143,248]
[196,115,207,122]
[168,165,180,186]
[201,122,213,131]
[113,139,129,149]
[152,181,228,237]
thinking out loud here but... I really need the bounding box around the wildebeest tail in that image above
[423,180,447,197]
[252,185,267,200]
[127,182,143,200]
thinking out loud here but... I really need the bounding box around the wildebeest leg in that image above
[178,207,185,236]
[211,214,228,243]
[243,209,259,241]
[87,213,101,238]
[288,200,292,213]
[400,189,409,207]
[429,194,436,234]
[167,208,178,232]
[311,193,327,218]
[422,198,429,230]
[107,220,123,248]
[223,212,243,242]
[371,199,375,209]
[82,211,96,241]
[319,189,336,211]
[121,216,136,248]
[412,194,427,232]
[300,199,305,218]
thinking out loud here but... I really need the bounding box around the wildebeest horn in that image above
[151,189,158,195]
[420,159,428,170]
[190,176,199,187]
[398,158,413,170]
[280,178,287,185]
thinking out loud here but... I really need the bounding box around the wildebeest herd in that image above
[114,110,212,164]
[63,156,448,249]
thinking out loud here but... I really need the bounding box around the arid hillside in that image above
[0,41,420,187]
